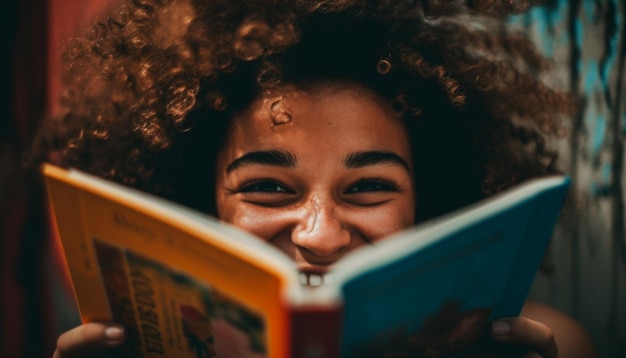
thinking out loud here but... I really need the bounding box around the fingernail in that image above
[105,325,125,341]
[491,320,511,335]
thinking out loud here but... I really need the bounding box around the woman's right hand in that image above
[53,322,126,358]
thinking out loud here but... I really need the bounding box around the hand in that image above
[490,317,557,358]
[53,322,126,358]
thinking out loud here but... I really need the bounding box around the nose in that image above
[291,196,351,258]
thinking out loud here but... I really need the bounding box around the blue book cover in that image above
[326,175,571,356]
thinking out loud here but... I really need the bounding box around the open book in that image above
[43,163,570,358]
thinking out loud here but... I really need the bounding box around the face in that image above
[215,82,415,279]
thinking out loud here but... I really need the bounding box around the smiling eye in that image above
[239,179,291,194]
[346,179,399,193]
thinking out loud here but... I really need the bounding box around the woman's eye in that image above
[346,179,399,193]
[238,180,291,194]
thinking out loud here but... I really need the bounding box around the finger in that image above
[54,322,125,358]
[490,317,558,358]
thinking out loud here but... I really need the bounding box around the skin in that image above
[215,82,415,274]
[53,82,597,358]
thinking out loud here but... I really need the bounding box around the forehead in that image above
[223,82,411,156]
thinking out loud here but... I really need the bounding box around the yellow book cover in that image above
[43,163,311,358]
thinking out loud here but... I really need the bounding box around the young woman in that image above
[32,0,598,356]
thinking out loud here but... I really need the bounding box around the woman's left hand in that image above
[488,301,599,358]
[490,316,557,358]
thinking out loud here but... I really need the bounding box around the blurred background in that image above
[1,0,624,357]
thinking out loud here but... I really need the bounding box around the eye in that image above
[237,179,292,194]
[234,178,297,207]
[346,179,400,194]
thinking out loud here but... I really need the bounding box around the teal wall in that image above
[519,1,626,357]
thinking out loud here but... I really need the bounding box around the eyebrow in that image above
[226,150,297,173]
[345,151,410,172]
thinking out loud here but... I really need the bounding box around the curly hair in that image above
[31,0,575,222]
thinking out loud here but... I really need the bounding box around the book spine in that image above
[288,305,343,358]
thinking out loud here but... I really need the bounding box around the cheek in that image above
[345,200,415,242]
[219,204,289,242]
